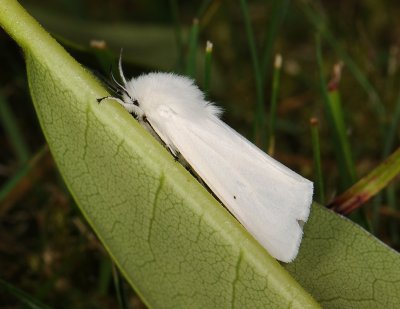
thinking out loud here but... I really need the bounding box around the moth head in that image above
[121,92,144,119]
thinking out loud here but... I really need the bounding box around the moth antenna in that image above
[110,71,134,103]
[91,68,119,94]
[110,70,129,94]
[118,48,128,85]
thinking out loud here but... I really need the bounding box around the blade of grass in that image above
[0,90,30,163]
[97,257,112,296]
[260,0,290,82]
[310,118,325,204]
[267,54,282,155]
[204,40,213,95]
[0,146,51,215]
[329,147,400,214]
[169,0,184,73]
[383,91,400,245]
[185,18,199,78]
[0,277,51,309]
[238,0,265,145]
[383,92,400,157]
[327,79,356,186]
[112,263,127,309]
[316,36,356,190]
[316,35,368,226]
[387,184,399,245]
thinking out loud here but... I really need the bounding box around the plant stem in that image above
[0,90,30,163]
[204,41,213,95]
[310,118,325,204]
[186,18,199,78]
[316,35,356,190]
[260,0,290,82]
[329,148,400,214]
[169,0,184,72]
[239,0,265,145]
[267,54,282,155]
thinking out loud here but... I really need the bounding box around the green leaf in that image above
[0,1,319,307]
[285,204,400,308]
[1,1,399,308]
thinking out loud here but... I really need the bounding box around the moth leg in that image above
[97,96,117,104]
[160,142,181,163]
[172,151,180,162]
[174,152,190,167]
[117,101,137,114]
[97,96,136,114]
[171,153,178,162]
[97,96,125,106]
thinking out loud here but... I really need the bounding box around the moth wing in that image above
[149,112,313,262]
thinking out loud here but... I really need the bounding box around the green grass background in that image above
[0,0,399,307]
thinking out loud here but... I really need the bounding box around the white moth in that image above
[100,58,313,263]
